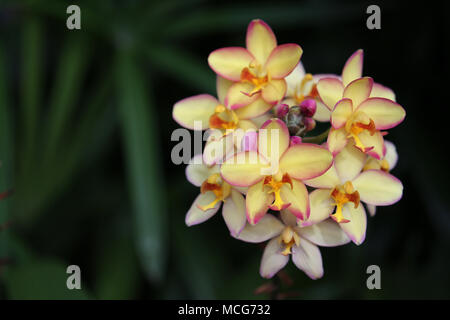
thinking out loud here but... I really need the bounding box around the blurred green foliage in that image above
[0,0,449,299]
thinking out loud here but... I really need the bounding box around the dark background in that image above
[0,0,449,299]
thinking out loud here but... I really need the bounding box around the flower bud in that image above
[289,136,302,146]
[275,103,289,118]
[299,99,316,117]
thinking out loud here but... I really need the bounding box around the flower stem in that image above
[302,127,330,144]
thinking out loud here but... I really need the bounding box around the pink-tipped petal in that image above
[317,77,344,110]
[172,94,218,130]
[258,118,290,163]
[220,151,268,187]
[331,98,353,129]
[246,180,274,225]
[352,170,403,206]
[186,154,219,187]
[238,214,284,243]
[280,144,333,181]
[235,97,273,119]
[334,141,367,182]
[222,189,247,237]
[343,77,373,109]
[313,101,332,122]
[260,237,290,279]
[297,219,350,247]
[299,189,335,226]
[225,82,259,109]
[246,19,277,64]
[265,44,303,79]
[327,127,349,156]
[342,49,363,87]
[339,203,367,245]
[216,76,233,104]
[356,97,406,130]
[370,82,396,101]
[261,79,287,105]
[208,47,254,81]
[280,179,309,220]
[291,238,323,279]
[357,130,384,160]
[185,193,221,226]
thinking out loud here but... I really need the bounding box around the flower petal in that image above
[222,189,247,236]
[246,180,274,224]
[234,97,273,119]
[313,101,331,122]
[203,132,235,166]
[173,94,218,130]
[186,154,219,187]
[299,189,334,226]
[370,82,396,101]
[291,238,323,279]
[280,179,309,220]
[331,98,353,129]
[265,44,303,79]
[280,209,298,227]
[334,141,367,182]
[280,144,333,180]
[220,151,268,187]
[367,204,377,217]
[246,19,277,65]
[384,140,398,170]
[261,79,287,105]
[217,76,233,104]
[342,49,363,87]
[258,118,290,164]
[224,82,259,109]
[343,77,373,109]
[317,77,344,110]
[352,170,403,206]
[356,97,406,130]
[285,62,306,97]
[260,237,290,278]
[185,193,221,226]
[327,127,348,156]
[208,47,254,81]
[357,130,384,160]
[238,214,284,243]
[297,219,350,247]
[340,203,367,245]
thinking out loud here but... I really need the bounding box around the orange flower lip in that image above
[263,173,293,211]
[240,67,269,97]
[209,105,239,130]
[330,181,360,223]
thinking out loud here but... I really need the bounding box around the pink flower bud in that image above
[303,117,316,132]
[299,99,316,117]
[275,103,289,118]
[241,130,258,151]
[289,136,302,146]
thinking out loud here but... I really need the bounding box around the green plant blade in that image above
[116,51,167,284]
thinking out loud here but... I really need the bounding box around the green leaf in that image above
[116,51,167,284]
[5,258,90,300]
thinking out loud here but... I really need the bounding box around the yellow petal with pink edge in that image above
[246,180,275,225]
[334,141,367,182]
[299,189,335,227]
[331,98,353,129]
[208,47,254,81]
[352,170,403,206]
[342,49,363,87]
[172,94,218,130]
[265,44,303,79]
[220,151,269,187]
[246,19,277,64]
[343,77,373,109]
[356,97,406,130]
[303,165,340,189]
[261,79,287,105]
[357,130,384,159]
[327,127,348,156]
[258,118,290,162]
[317,77,344,110]
[225,82,259,110]
[280,179,309,220]
[370,82,396,101]
[314,101,331,122]
[216,76,233,104]
[185,192,221,226]
[280,144,333,180]
[339,203,367,245]
[234,97,273,119]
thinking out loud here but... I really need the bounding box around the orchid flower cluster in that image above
[172,19,405,279]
